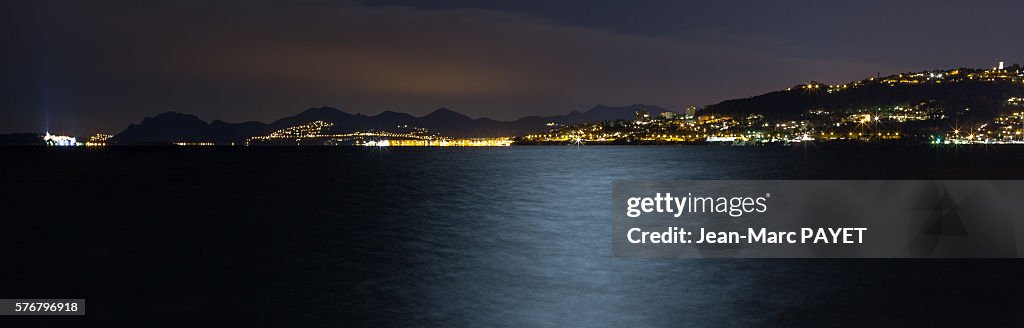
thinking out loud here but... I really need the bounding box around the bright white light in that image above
[43,132,80,146]
[362,139,390,147]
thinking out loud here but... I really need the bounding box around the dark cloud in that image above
[1,0,1021,134]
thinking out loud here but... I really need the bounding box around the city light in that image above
[174,142,216,146]
[249,121,514,147]
[85,133,113,146]
[362,138,512,147]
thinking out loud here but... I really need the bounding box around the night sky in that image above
[2,0,1023,135]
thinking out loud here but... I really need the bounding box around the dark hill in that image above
[704,80,1024,121]
[113,112,213,144]
[0,133,44,145]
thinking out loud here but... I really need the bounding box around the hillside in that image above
[703,67,1024,121]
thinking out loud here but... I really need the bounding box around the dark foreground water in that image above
[2,145,1024,326]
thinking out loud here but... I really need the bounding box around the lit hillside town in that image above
[523,63,1024,145]
[520,106,1024,145]
[246,121,513,147]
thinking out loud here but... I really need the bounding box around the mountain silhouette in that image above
[109,104,665,144]
[114,112,215,144]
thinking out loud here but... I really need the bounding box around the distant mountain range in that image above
[110,104,667,144]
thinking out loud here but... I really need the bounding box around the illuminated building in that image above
[43,133,80,146]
